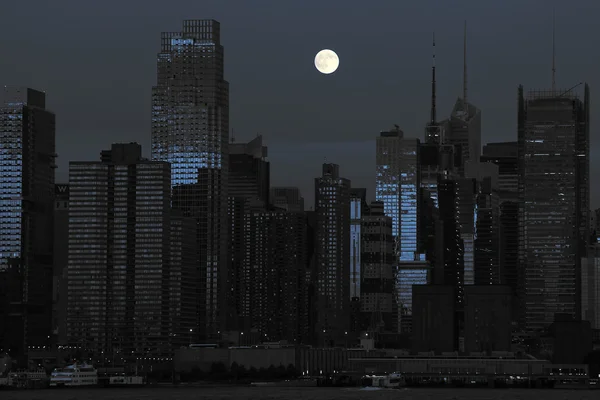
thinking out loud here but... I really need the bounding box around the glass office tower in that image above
[518,84,590,331]
[0,87,55,363]
[151,20,229,337]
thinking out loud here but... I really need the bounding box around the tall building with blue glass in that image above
[151,20,229,337]
[376,128,429,333]
[0,87,55,364]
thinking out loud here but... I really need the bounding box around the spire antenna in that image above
[463,20,468,112]
[552,8,556,92]
[430,32,437,124]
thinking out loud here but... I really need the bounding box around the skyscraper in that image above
[238,201,306,343]
[360,201,396,334]
[270,187,305,212]
[518,84,590,331]
[67,143,178,358]
[350,188,367,300]
[0,87,55,364]
[446,99,482,176]
[227,136,270,330]
[481,142,518,195]
[446,22,482,177]
[314,163,350,346]
[151,20,230,336]
[53,184,69,346]
[582,242,600,329]
[481,142,519,321]
[68,143,197,357]
[376,129,428,333]
[473,175,501,285]
[376,126,403,240]
[229,135,269,204]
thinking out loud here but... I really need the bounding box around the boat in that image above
[361,372,406,389]
[49,363,98,387]
[250,378,318,387]
[554,379,600,390]
[108,375,145,387]
[6,369,49,389]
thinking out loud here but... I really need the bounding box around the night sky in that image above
[1,0,598,208]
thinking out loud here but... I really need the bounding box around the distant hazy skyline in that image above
[1,0,598,208]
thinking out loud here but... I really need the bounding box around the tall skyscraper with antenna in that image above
[446,21,481,177]
[425,34,440,145]
[518,15,590,330]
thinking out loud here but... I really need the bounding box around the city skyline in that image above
[2,0,600,209]
[2,8,600,385]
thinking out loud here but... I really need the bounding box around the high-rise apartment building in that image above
[238,201,306,343]
[271,187,305,212]
[67,143,194,358]
[463,285,512,353]
[151,20,229,336]
[454,177,477,286]
[229,135,269,203]
[480,142,519,321]
[582,243,600,329]
[0,87,55,364]
[227,136,270,330]
[360,201,396,334]
[53,184,69,346]
[349,189,367,337]
[350,188,367,300]
[473,176,500,285]
[314,164,350,346]
[518,84,590,331]
[269,188,311,343]
[437,177,465,307]
[481,142,518,196]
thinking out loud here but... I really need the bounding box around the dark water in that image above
[2,387,598,400]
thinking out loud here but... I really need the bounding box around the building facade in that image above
[360,201,396,334]
[518,85,590,331]
[151,19,230,336]
[463,285,512,353]
[481,142,519,322]
[227,136,270,331]
[238,202,307,343]
[582,243,600,329]
[314,164,351,346]
[446,99,482,177]
[0,87,56,364]
[229,135,269,203]
[270,187,305,213]
[53,184,69,346]
[350,188,367,301]
[67,143,193,358]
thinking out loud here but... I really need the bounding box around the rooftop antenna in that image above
[552,8,556,93]
[463,20,468,112]
[430,33,437,125]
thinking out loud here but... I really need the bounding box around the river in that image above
[1,387,598,400]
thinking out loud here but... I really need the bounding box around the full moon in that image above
[314,49,339,74]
